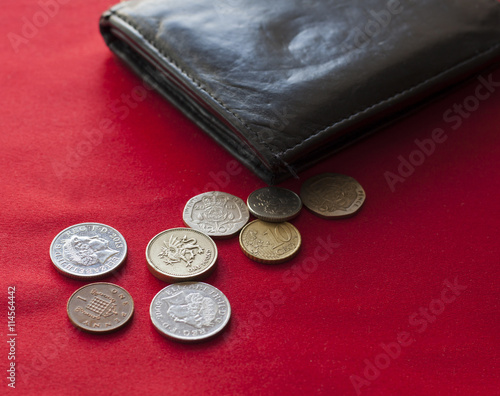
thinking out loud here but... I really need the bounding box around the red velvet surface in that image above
[2,1,499,395]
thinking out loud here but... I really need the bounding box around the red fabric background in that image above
[1,1,499,395]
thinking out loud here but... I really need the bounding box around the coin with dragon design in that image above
[146,228,218,282]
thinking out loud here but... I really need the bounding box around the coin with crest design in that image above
[247,187,302,222]
[150,282,231,342]
[50,223,127,280]
[300,173,366,218]
[239,220,301,264]
[146,228,217,282]
[67,282,134,333]
[183,191,249,238]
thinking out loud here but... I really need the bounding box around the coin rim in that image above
[300,173,366,219]
[66,282,134,333]
[247,187,302,222]
[149,282,231,342]
[182,191,250,238]
[50,223,128,280]
[239,219,302,264]
[145,228,218,282]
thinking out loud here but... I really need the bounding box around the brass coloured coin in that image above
[300,173,366,218]
[247,187,302,222]
[66,282,134,333]
[146,228,218,282]
[239,220,301,264]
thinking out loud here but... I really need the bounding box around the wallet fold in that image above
[100,0,500,183]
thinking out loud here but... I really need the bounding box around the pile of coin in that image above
[50,173,365,340]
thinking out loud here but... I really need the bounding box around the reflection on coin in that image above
[67,283,134,333]
[50,223,127,280]
[146,228,217,283]
[300,173,366,218]
[183,191,249,238]
[247,187,302,222]
[239,220,301,264]
[150,282,231,342]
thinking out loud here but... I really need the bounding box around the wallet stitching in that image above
[279,41,500,158]
[111,11,283,161]
[111,10,500,165]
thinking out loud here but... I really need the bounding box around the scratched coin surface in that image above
[150,282,231,342]
[146,228,218,282]
[67,283,134,333]
[183,191,250,238]
[300,173,366,218]
[239,220,301,264]
[50,223,127,280]
[247,187,302,222]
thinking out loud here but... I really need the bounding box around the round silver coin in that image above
[183,191,249,238]
[150,282,231,342]
[50,223,127,280]
[247,187,302,222]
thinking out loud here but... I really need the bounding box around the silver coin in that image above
[183,191,249,238]
[247,187,302,222]
[150,282,231,342]
[146,228,218,283]
[50,223,127,280]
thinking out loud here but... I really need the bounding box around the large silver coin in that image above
[146,228,217,283]
[247,187,302,222]
[183,191,249,238]
[150,282,231,342]
[50,223,127,280]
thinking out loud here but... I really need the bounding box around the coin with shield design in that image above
[183,191,249,238]
[67,282,134,333]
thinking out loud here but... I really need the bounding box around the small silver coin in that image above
[247,187,302,222]
[50,223,127,280]
[183,191,249,238]
[150,282,231,342]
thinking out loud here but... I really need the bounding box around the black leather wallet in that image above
[100,0,500,184]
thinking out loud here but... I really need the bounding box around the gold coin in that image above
[66,283,134,333]
[239,220,301,264]
[300,173,366,218]
[146,228,217,282]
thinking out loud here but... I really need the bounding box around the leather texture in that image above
[100,0,500,184]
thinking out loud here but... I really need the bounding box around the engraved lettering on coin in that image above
[50,223,127,280]
[146,228,217,282]
[150,282,231,342]
[239,220,301,264]
[300,173,366,218]
[158,234,204,267]
[183,191,249,237]
[67,283,134,333]
[247,187,302,222]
